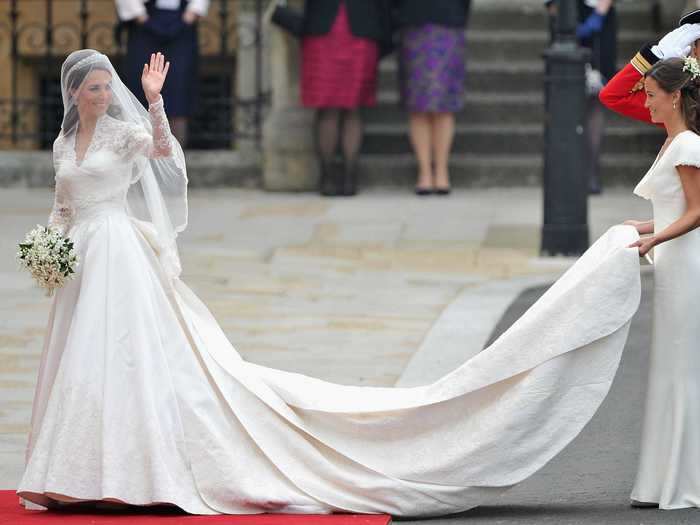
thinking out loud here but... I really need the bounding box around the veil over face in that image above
[59,49,188,279]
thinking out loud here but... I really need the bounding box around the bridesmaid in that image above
[625,57,700,509]
[300,0,393,197]
[394,0,471,195]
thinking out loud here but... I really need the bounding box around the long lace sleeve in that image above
[48,138,72,235]
[123,95,175,161]
[48,178,72,236]
[146,96,174,158]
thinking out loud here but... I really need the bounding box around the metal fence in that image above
[0,0,270,149]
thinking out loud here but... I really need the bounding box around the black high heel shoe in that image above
[341,160,358,196]
[319,160,339,197]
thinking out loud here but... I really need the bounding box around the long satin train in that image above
[19,223,641,516]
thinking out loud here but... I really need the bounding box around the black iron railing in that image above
[0,0,270,149]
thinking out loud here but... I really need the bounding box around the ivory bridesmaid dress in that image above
[631,129,700,508]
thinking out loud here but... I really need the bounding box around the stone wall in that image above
[262,0,318,191]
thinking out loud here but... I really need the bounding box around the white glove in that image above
[652,24,700,59]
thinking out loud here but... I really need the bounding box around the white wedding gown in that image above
[630,130,700,509]
[17,101,644,516]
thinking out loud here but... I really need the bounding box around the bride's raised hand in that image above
[142,52,170,105]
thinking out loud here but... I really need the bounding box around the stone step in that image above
[468,3,657,33]
[465,61,543,93]
[362,124,665,156]
[367,91,545,124]
[0,150,656,189]
[366,91,656,128]
[357,153,656,188]
[462,30,652,63]
[379,58,646,96]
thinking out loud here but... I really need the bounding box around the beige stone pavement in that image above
[0,186,651,488]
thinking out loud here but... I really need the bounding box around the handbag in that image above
[271,0,304,38]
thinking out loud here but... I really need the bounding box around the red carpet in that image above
[0,491,392,525]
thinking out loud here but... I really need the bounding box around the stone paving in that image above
[0,186,651,490]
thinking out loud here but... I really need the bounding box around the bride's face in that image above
[73,69,113,120]
[644,76,679,125]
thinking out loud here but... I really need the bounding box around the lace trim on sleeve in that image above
[675,154,700,169]
[674,132,700,169]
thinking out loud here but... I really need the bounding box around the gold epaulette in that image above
[631,52,653,75]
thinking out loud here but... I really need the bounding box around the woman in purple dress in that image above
[394,0,471,195]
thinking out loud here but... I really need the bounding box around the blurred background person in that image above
[300,0,392,197]
[545,0,617,195]
[600,14,700,124]
[577,0,617,195]
[394,0,471,196]
[116,0,209,147]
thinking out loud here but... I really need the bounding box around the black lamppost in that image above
[541,0,590,256]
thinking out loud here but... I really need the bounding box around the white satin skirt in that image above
[17,208,642,516]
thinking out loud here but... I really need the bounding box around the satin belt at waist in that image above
[72,202,128,225]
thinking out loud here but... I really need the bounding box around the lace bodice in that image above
[48,97,174,234]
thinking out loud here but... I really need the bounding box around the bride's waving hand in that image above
[141,52,170,105]
[131,51,175,159]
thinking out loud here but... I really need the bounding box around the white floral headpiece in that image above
[683,56,700,81]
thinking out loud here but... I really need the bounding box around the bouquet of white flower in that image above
[17,225,79,296]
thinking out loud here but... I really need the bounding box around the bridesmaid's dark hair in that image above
[62,63,113,135]
[645,58,700,135]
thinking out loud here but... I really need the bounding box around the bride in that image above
[17,49,644,516]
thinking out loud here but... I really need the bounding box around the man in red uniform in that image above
[599,10,700,124]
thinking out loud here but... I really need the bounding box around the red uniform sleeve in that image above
[599,64,652,124]
[598,43,661,126]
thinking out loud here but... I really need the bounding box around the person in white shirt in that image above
[115,0,209,146]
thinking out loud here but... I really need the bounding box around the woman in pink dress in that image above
[300,0,392,196]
